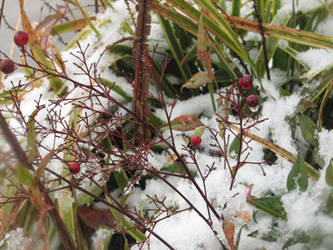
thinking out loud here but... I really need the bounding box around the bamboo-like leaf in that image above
[278,46,309,71]
[229,123,320,180]
[158,15,192,81]
[255,14,290,78]
[231,0,241,17]
[153,0,257,74]
[51,17,96,35]
[72,0,101,37]
[229,15,333,49]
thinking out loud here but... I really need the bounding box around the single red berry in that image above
[191,136,202,147]
[14,31,29,47]
[239,75,253,89]
[0,59,15,74]
[69,162,80,174]
[246,94,259,108]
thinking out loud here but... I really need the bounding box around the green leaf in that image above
[325,158,333,187]
[231,0,241,17]
[27,110,39,163]
[287,153,308,192]
[158,15,192,81]
[15,163,34,186]
[181,71,211,92]
[229,134,241,154]
[0,89,24,104]
[105,195,146,243]
[113,169,129,192]
[161,163,197,177]
[298,114,317,147]
[247,193,287,220]
[98,78,133,102]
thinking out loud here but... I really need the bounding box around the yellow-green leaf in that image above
[181,71,211,92]
[16,163,34,186]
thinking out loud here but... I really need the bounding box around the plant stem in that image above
[133,0,152,144]
[253,0,270,80]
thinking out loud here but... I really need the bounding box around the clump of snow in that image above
[91,227,114,250]
[298,48,333,77]
[0,228,32,250]
[316,15,333,37]
[280,0,333,13]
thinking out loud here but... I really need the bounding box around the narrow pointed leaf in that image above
[222,218,235,250]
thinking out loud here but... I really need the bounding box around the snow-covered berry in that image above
[239,75,253,89]
[246,94,259,108]
[14,31,29,47]
[69,162,80,174]
[0,59,15,74]
[191,136,202,147]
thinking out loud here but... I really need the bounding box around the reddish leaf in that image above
[197,12,215,81]
[77,206,116,230]
[162,114,204,131]
[222,218,235,250]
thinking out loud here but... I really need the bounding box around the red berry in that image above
[69,162,80,174]
[246,94,259,108]
[14,31,29,47]
[191,136,202,147]
[0,59,15,74]
[239,75,253,89]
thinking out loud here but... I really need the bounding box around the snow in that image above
[1,0,333,249]
[298,48,333,77]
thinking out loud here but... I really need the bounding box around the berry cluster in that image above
[237,74,259,109]
[0,31,29,75]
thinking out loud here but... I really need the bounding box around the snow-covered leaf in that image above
[287,153,308,192]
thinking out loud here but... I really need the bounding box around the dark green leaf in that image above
[247,195,287,220]
[161,163,197,177]
[113,169,129,192]
[287,153,308,192]
[298,114,317,147]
